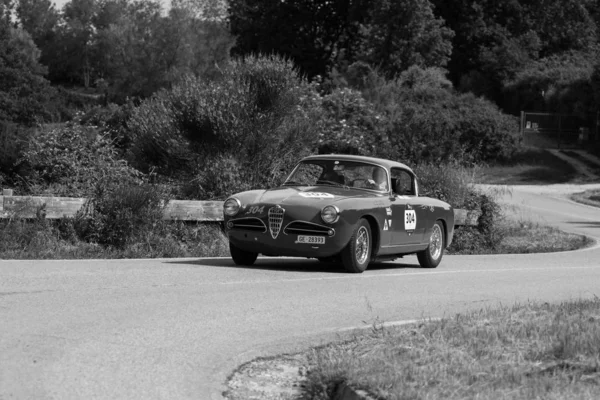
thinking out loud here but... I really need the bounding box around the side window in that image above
[390,168,415,196]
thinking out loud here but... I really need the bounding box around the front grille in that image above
[284,221,334,236]
[268,206,285,239]
[228,217,267,233]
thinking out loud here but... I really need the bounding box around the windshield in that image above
[284,159,389,192]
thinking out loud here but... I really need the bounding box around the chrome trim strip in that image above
[283,220,335,237]
[229,217,267,233]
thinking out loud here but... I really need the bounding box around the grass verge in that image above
[0,219,229,260]
[572,190,600,209]
[450,220,593,255]
[476,147,578,185]
[303,298,600,400]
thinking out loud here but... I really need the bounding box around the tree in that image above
[527,0,597,57]
[0,20,53,125]
[431,0,597,102]
[16,0,59,46]
[229,0,370,79]
[93,0,234,100]
[356,0,454,78]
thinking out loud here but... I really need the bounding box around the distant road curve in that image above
[1,184,599,400]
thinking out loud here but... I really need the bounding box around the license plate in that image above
[296,235,325,244]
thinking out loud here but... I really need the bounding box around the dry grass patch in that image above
[304,299,600,400]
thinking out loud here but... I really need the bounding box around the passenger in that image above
[368,168,388,191]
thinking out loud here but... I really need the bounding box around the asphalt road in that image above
[1,184,600,400]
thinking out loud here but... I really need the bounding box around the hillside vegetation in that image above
[1,0,599,256]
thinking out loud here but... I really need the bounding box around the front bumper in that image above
[225,211,354,257]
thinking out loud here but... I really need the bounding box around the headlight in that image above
[321,205,340,224]
[223,198,241,217]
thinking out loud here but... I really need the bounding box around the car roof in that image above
[300,154,414,174]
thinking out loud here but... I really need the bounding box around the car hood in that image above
[238,186,380,207]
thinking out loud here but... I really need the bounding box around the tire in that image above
[417,220,445,268]
[229,242,258,266]
[341,219,372,273]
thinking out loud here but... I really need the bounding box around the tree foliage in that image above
[503,51,598,120]
[431,0,598,102]
[0,20,53,125]
[356,0,453,78]
[13,0,234,101]
[229,0,369,79]
[230,0,453,79]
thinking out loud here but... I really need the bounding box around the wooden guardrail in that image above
[0,189,479,226]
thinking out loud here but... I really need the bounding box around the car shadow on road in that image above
[166,258,422,274]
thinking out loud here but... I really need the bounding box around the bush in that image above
[315,88,390,156]
[16,117,142,197]
[413,163,479,209]
[449,193,504,254]
[0,207,56,258]
[128,54,322,198]
[339,66,520,164]
[75,181,167,248]
[386,88,520,164]
[411,162,505,254]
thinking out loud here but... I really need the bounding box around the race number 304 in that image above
[405,210,416,230]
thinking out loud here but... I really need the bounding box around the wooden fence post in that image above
[0,189,12,218]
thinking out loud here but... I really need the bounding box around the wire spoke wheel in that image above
[342,219,371,273]
[417,220,445,269]
[429,223,443,261]
[355,226,370,265]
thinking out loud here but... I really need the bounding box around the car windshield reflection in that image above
[284,160,389,192]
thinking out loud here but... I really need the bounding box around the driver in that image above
[367,168,388,191]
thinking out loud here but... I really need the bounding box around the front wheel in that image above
[417,220,445,268]
[229,242,258,266]
[341,219,372,273]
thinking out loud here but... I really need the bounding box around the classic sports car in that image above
[223,154,454,273]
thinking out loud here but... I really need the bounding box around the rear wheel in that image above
[229,242,258,266]
[341,219,372,273]
[417,220,445,268]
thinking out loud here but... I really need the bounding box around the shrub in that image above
[75,181,167,249]
[315,88,390,157]
[386,88,520,164]
[128,54,322,198]
[0,203,61,259]
[16,117,142,197]
[337,66,520,165]
[413,163,479,209]
[449,193,504,254]
[411,162,505,254]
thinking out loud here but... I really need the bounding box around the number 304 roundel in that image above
[405,210,416,231]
